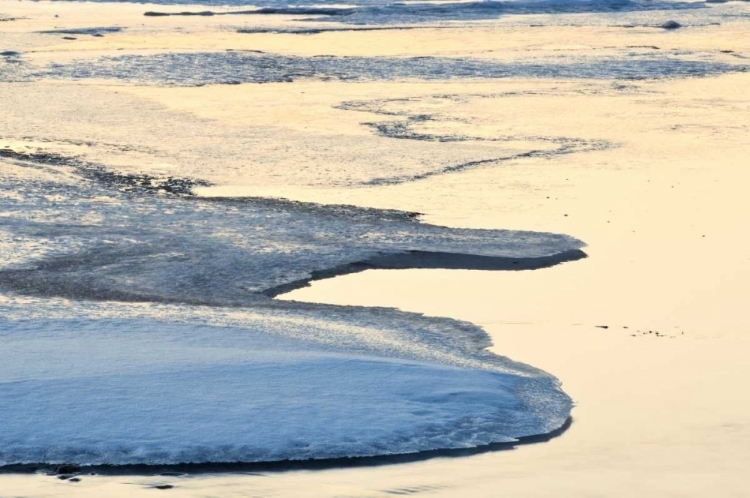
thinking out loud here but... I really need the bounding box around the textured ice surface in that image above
[0,311,570,466]
[0,148,578,465]
[0,151,584,304]
[34,0,750,29]
[72,0,750,30]
[0,0,745,471]
[5,51,746,87]
[137,1,704,25]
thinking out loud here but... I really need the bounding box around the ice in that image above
[36,26,124,35]
[63,0,730,26]
[4,51,746,87]
[0,0,626,466]
[0,151,584,305]
[0,316,570,466]
[0,139,580,466]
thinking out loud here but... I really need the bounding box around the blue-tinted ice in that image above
[0,144,580,465]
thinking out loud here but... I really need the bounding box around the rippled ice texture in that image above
[4,52,747,87]
[0,317,570,466]
[0,153,583,301]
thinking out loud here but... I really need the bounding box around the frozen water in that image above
[0,150,584,304]
[4,51,746,87]
[78,0,750,29]
[8,0,714,468]
[36,26,124,35]
[0,313,570,466]
[0,148,580,466]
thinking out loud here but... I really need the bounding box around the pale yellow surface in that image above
[1,0,749,495]
[4,0,750,61]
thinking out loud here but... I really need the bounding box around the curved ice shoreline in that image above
[0,317,571,466]
[0,149,586,305]
[0,145,581,466]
